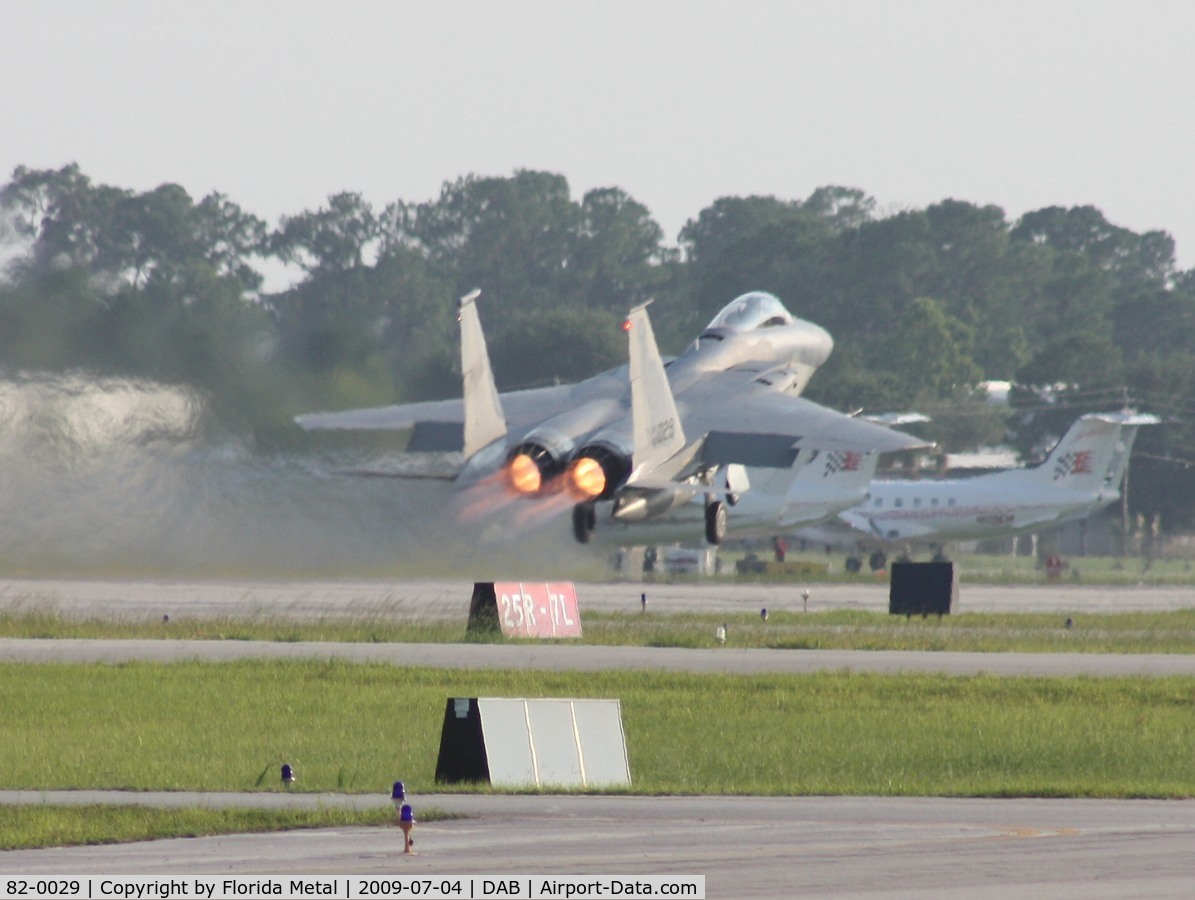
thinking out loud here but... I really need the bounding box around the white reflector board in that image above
[474,698,630,788]
[475,698,538,785]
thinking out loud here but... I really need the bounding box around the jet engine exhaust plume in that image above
[452,467,578,546]
[507,452,542,494]
[569,457,607,499]
[505,488,575,533]
[451,470,524,524]
[503,440,574,497]
[567,444,631,501]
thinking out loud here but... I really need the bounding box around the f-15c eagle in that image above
[295,290,925,544]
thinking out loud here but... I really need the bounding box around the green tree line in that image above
[3,164,1195,527]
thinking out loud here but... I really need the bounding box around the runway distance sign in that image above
[493,582,582,638]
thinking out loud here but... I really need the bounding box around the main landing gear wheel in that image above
[705,500,727,545]
[868,550,888,572]
[572,502,596,543]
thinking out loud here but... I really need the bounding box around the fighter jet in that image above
[295,290,925,543]
[800,411,1159,569]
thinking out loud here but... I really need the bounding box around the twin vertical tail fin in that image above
[626,302,687,484]
[458,289,507,458]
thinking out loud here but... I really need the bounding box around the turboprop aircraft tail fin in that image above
[1091,413,1159,493]
[996,412,1157,494]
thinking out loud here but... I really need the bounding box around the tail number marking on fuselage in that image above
[976,513,1015,526]
[650,418,677,447]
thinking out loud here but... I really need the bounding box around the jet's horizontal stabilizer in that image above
[1082,412,1163,427]
[332,453,464,480]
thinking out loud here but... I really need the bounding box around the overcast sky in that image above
[5,0,1194,270]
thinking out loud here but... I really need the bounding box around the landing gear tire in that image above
[845,556,863,574]
[705,500,727,545]
[572,502,596,543]
[868,550,887,572]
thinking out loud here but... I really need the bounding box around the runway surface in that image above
[3,577,1195,898]
[3,576,1195,621]
[5,636,1195,677]
[4,794,1195,899]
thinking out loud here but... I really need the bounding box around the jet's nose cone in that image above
[791,317,833,365]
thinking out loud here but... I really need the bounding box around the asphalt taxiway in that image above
[4,794,1195,899]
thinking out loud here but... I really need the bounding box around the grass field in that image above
[5,607,1195,654]
[2,661,1193,800]
[0,806,407,851]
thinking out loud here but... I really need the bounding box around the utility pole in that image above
[1119,386,1131,559]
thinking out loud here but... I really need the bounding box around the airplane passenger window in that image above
[913,498,921,508]
[931,498,939,507]
[894,498,903,508]
[874,497,883,508]
[948,498,956,507]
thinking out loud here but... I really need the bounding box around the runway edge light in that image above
[399,804,416,854]
[392,780,406,823]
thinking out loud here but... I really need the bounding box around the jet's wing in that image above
[684,387,932,467]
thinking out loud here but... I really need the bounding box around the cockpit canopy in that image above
[704,291,794,333]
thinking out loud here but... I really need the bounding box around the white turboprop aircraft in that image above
[295,290,925,544]
[799,411,1158,570]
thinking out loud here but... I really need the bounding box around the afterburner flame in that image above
[570,457,606,499]
[508,453,542,494]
